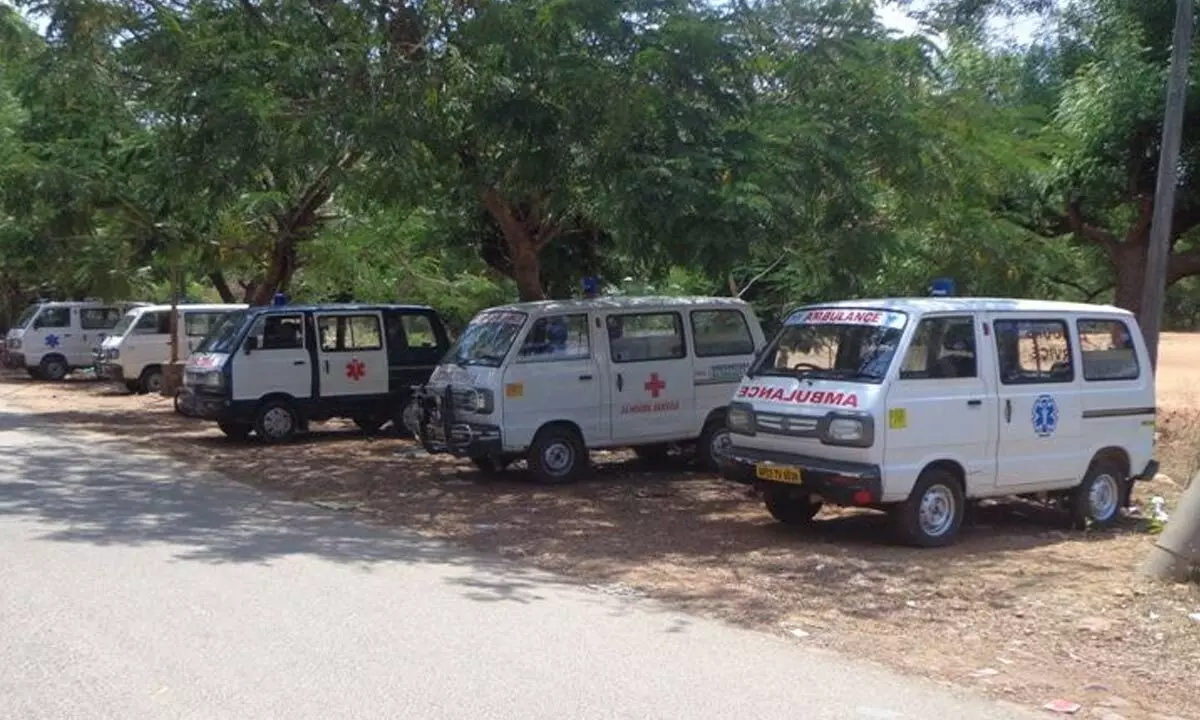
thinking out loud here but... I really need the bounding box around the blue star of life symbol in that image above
[44,334,60,349]
[1031,394,1058,438]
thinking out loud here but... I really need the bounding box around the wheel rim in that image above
[146,373,163,393]
[262,406,293,438]
[709,428,732,459]
[918,484,956,538]
[1088,473,1120,520]
[542,441,574,476]
[46,361,65,379]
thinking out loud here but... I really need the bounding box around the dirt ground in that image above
[2,334,1200,719]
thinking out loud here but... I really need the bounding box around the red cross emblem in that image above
[345,358,366,381]
[644,373,666,398]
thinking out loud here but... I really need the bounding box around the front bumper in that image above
[98,362,125,382]
[176,387,228,420]
[3,351,26,369]
[719,445,883,506]
[408,386,502,458]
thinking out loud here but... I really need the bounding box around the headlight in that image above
[465,388,495,414]
[186,371,224,389]
[826,418,864,441]
[106,348,119,360]
[820,413,875,448]
[9,339,20,350]
[727,402,755,435]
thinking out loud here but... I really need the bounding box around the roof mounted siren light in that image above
[929,277,956,297]
[272,292,288,307]
[582,276,599,299]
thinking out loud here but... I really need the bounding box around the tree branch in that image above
[1166,249,1200,284]
[736,252,791,299]
[1048,275,1113,303]
[1065,197,1119,259]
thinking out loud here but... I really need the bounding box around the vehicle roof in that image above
[130,303,249,313]
[794,297,1135,318]
[34,300,148,307]
[483,295,752,314]
[247,303,435,314]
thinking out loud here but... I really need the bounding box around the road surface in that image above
[0,404,1035,719]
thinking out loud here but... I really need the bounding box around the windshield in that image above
[110,311,139,338]
[751,308,908,384]
[14,305,38,329]
[195,310,250,354]
[443,310,527,367]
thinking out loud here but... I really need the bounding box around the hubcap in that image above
[710,428,732,459]
[146,373,163,393]
[918,484,956,538]
[262,406,293,438]
[46,361,65,379]
[1088,473,1120,520]
[542,441,574,475]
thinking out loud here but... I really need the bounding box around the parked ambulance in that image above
[3,300,147,380]
[718,298,1158,547]
[405,296,767,482]
[97,303,248,394]
[179,303,451,441]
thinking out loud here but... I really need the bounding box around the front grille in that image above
[755,411,821,437]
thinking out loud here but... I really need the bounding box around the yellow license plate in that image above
[755,464,803,484]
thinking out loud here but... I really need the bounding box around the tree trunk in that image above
[480,187,548,301]
[209,271,236,303]
[1110,242,1147,324]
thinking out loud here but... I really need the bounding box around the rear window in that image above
[1078,319,1140,381]
[690,309,755,357]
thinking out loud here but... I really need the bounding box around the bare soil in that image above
[2,333,1199,719]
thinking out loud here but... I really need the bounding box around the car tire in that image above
[763,485,823,525]
[527,426,587,484]
[255,399,299,443]
[218,419,253,441]
[39,355,68,382]
[890,467,965,547]
[26,367,44,380]
[695,414,731,472]
[1069,457,1127,530]
[139,366,164,395]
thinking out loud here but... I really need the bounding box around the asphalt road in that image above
[0,404,1036,720]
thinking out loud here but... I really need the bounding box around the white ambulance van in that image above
[718,298,1158,547]
[97,303,248,394]
[406,296,767,482]
[3,300,146,380]
[179,303,451,442]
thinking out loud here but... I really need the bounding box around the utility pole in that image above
[1139,0,1199,585]
[1139,0,1194,371]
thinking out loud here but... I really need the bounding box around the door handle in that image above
[294,360,306,366]
[578,374,593,381]
[616,373,623,391]
[324,360,330,373]
[967,399,982,407]
[1004,399,1012,423]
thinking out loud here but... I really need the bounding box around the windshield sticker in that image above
[788,309,905,328]
[737,385,860,408]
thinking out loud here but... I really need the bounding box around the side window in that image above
[402,314,437,349]
[994,318,1074,384]
[899,316,977,380]
[690,309,755,357]
[81,307,122,330]
[317,314,382,352]
[517,314,590,361]
[607,312,686,363]
[36,307,70,329]
[257,314,305,350]
[132,312,163,335]
[184,312,227,337]
[1078,319,1140,381]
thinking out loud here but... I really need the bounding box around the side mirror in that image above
[31,318,43,330]
[244,336,259,354]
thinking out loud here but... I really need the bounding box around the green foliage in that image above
[1,0,1197,333]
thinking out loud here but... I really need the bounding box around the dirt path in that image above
[2,332,1199,719]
